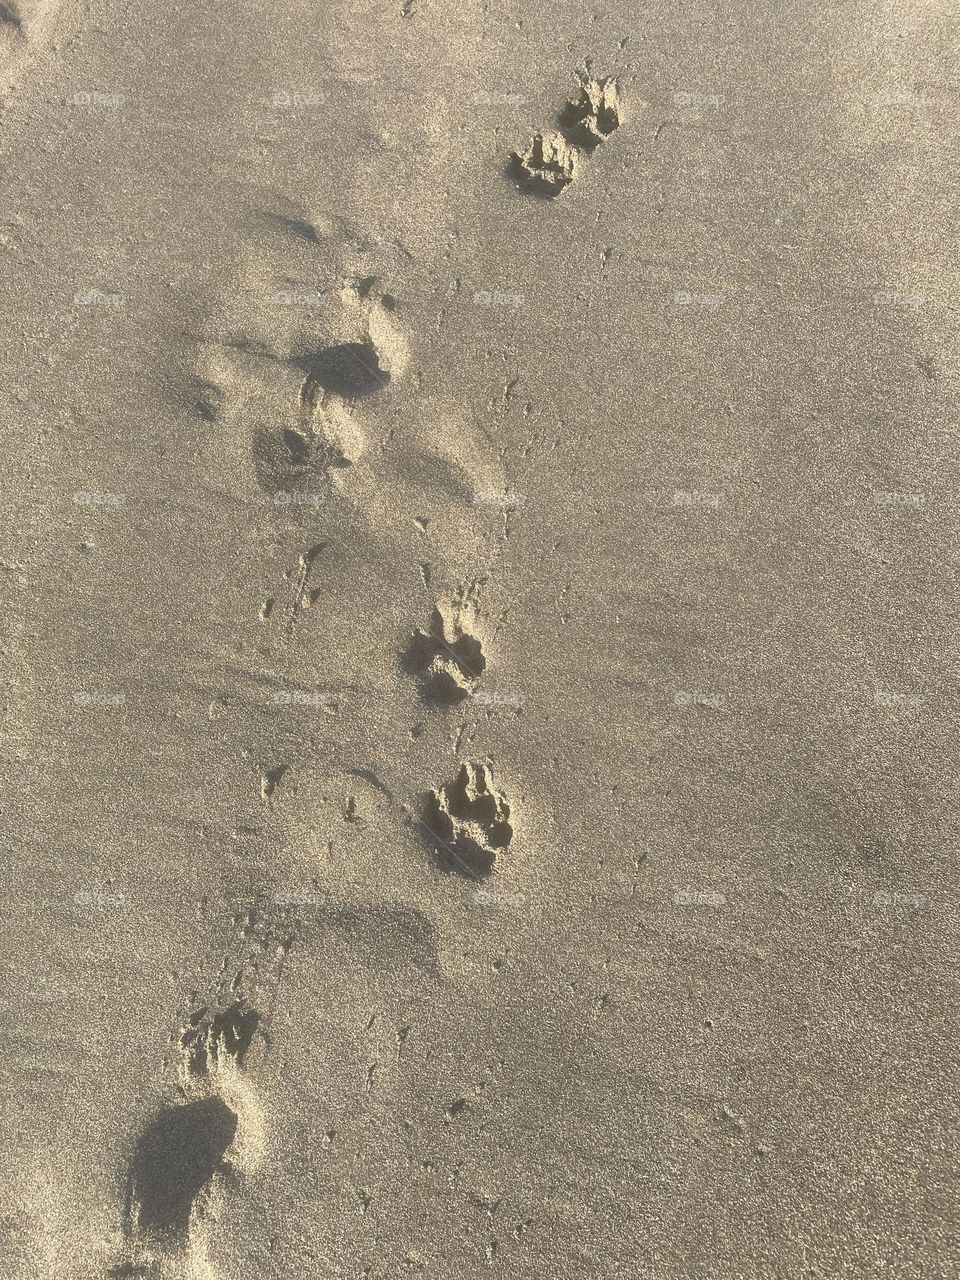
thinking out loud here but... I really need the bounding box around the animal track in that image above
[252,422,350,493]
[511,132,578,198]
[179,997,261,1078]
[424,762,514,877]
[512,71,623,197]
[253,386,367,499]
[561,75,622,146]
[127,1097,238,1247]
[404,598,486,703]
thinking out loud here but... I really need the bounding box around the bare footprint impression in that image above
[196,205,515,633]
[192,202,409,521]
[120,1034,263,1275]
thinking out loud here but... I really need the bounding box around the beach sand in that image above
[2,0,958,1275]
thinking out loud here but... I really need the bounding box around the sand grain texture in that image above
[1,0,958,1276]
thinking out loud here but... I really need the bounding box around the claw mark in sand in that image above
[280,543,324,631]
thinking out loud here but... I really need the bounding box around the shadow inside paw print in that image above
[560,76,622,147]
[403,606,486,704]
[424,762,513,878]
[510,132,578,198]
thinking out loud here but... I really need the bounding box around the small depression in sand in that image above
[425,762,514,878]
[128,1096,238,1244]
[301,340,390,400]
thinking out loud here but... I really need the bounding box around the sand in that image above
[1,0,958,1276]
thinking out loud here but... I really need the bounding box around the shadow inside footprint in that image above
[301,341,389,400]
[129,1097,238,1245]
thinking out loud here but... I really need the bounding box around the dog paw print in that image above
[511,71,623,198]
[424,762,514,877]
[179,998,261,1080]
[561,75,622,146]
[404,599,486,704]
[511,131,579,198]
